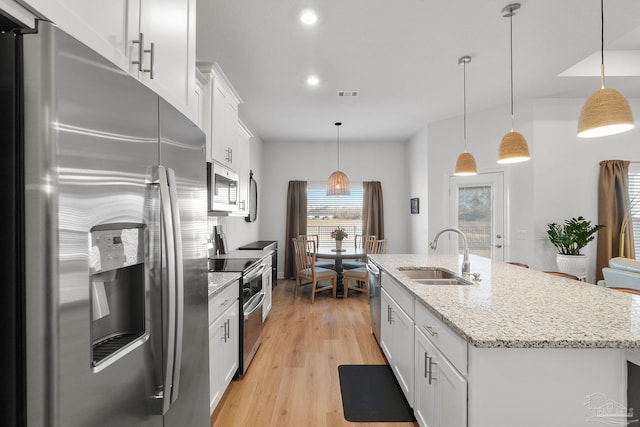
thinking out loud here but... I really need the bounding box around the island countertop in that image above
[369,253,640,349]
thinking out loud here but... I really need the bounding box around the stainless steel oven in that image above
[208,257,265,377]
[241,262,265,376]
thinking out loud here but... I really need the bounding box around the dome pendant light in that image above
[454,55,478,176]
[497,3,531,165]
[577,0,634,138]
[327,122,351,196]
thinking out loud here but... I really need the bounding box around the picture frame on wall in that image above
[410,197,419,214]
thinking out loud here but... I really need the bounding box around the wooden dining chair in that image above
[343,239,386,298]
[342,235,376,270]
[543,271,580,280]
[298,234,334,269]
[354,234,376,249]
[507,261,529,268]
[365,239,387,254]
[292,238,337,303]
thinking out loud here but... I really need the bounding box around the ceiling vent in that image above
[337,91,359,97]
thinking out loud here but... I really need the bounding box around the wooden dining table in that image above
[315,247,367,296]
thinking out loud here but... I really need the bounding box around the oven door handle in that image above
[244,264,265,283]
[243,291,265,319]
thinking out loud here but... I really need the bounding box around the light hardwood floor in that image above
[210,279,418,427]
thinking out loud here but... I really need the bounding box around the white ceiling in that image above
[196,0,640,143]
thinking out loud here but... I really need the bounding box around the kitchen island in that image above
[369,253,639,427]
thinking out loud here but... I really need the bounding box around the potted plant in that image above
[331,228,348,251]
[546,216,605,277]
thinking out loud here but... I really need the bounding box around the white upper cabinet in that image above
[233,121,252,216]
[198,63,242,168]
[16,0,197,122]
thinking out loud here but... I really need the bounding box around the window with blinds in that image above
[629,163,640,258]
[307,182,363,248]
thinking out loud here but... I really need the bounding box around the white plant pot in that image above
[556,254,588,278]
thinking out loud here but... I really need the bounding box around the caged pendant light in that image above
[454,55,478,176]
[326,122,351,196]
[497,3,531,165]
[577,0,634,138]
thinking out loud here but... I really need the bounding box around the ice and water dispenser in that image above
[89,223,146,368]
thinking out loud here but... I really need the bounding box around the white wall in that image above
[531,98,640,281]
[422,97,640,282]
[406,126,429,254]
[425,102,535,264]
[261,138,409,277]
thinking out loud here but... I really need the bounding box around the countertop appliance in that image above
[238,241,278,288]
[0,22,209,426]
[208,161,239,212]
[368,262,382,343]
[208,257,265,376]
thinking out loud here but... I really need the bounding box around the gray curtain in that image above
[596,160,635,281]
[362,181,385,240]
[284,181,307,278]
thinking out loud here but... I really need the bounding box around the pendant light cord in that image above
[335,122,341,171]
[509,10,515,132]
[600,0,605,89]
[463,59,467,150]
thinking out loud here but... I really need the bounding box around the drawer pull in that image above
[423,324,438,336]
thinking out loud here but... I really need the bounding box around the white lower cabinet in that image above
[380,287,414,404]
[415,327,467,427]
[208,282,239,414]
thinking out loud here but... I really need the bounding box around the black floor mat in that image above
[338,364,416,422]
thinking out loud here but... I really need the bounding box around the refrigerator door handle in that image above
[158,165,177,415]
[166,167,184,403]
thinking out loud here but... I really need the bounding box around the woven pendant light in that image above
[327,122,351,196]
[454,56,477,176]
[577,0,634,138]
[497,3,531,165]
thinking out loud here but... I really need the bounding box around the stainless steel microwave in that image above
[207,162,238,212]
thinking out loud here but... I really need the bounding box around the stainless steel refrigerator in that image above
[1,21,209,427]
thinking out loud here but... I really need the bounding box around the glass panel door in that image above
[449,172,505,261]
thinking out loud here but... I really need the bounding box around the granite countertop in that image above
[208,272,241,298]
[369,253,640,349]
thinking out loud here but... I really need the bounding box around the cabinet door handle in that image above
[142,42,155,79]
[428,356,439,384]
[226,319,231,340]
[424,352,429,378]
[132,32,145,71]
[423,324,438,337]
[221,322,228,343]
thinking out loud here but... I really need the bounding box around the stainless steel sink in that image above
[397,267,472,285]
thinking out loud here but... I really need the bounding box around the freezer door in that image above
[158,99,209,426]
[22,23,162,427]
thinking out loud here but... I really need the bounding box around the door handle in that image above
[157,166,176,415]
[166,168,183,404]
[428,356,438,384]
[495,244,503,248]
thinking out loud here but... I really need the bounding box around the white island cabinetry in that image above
[414,303,467,427]
[17,0,197,122]
[380,274,414,405]
[370,254,630,427]
[208,280,239,414]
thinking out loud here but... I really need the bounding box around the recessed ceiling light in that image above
[306,75,320,86]
[300,9,318,25]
